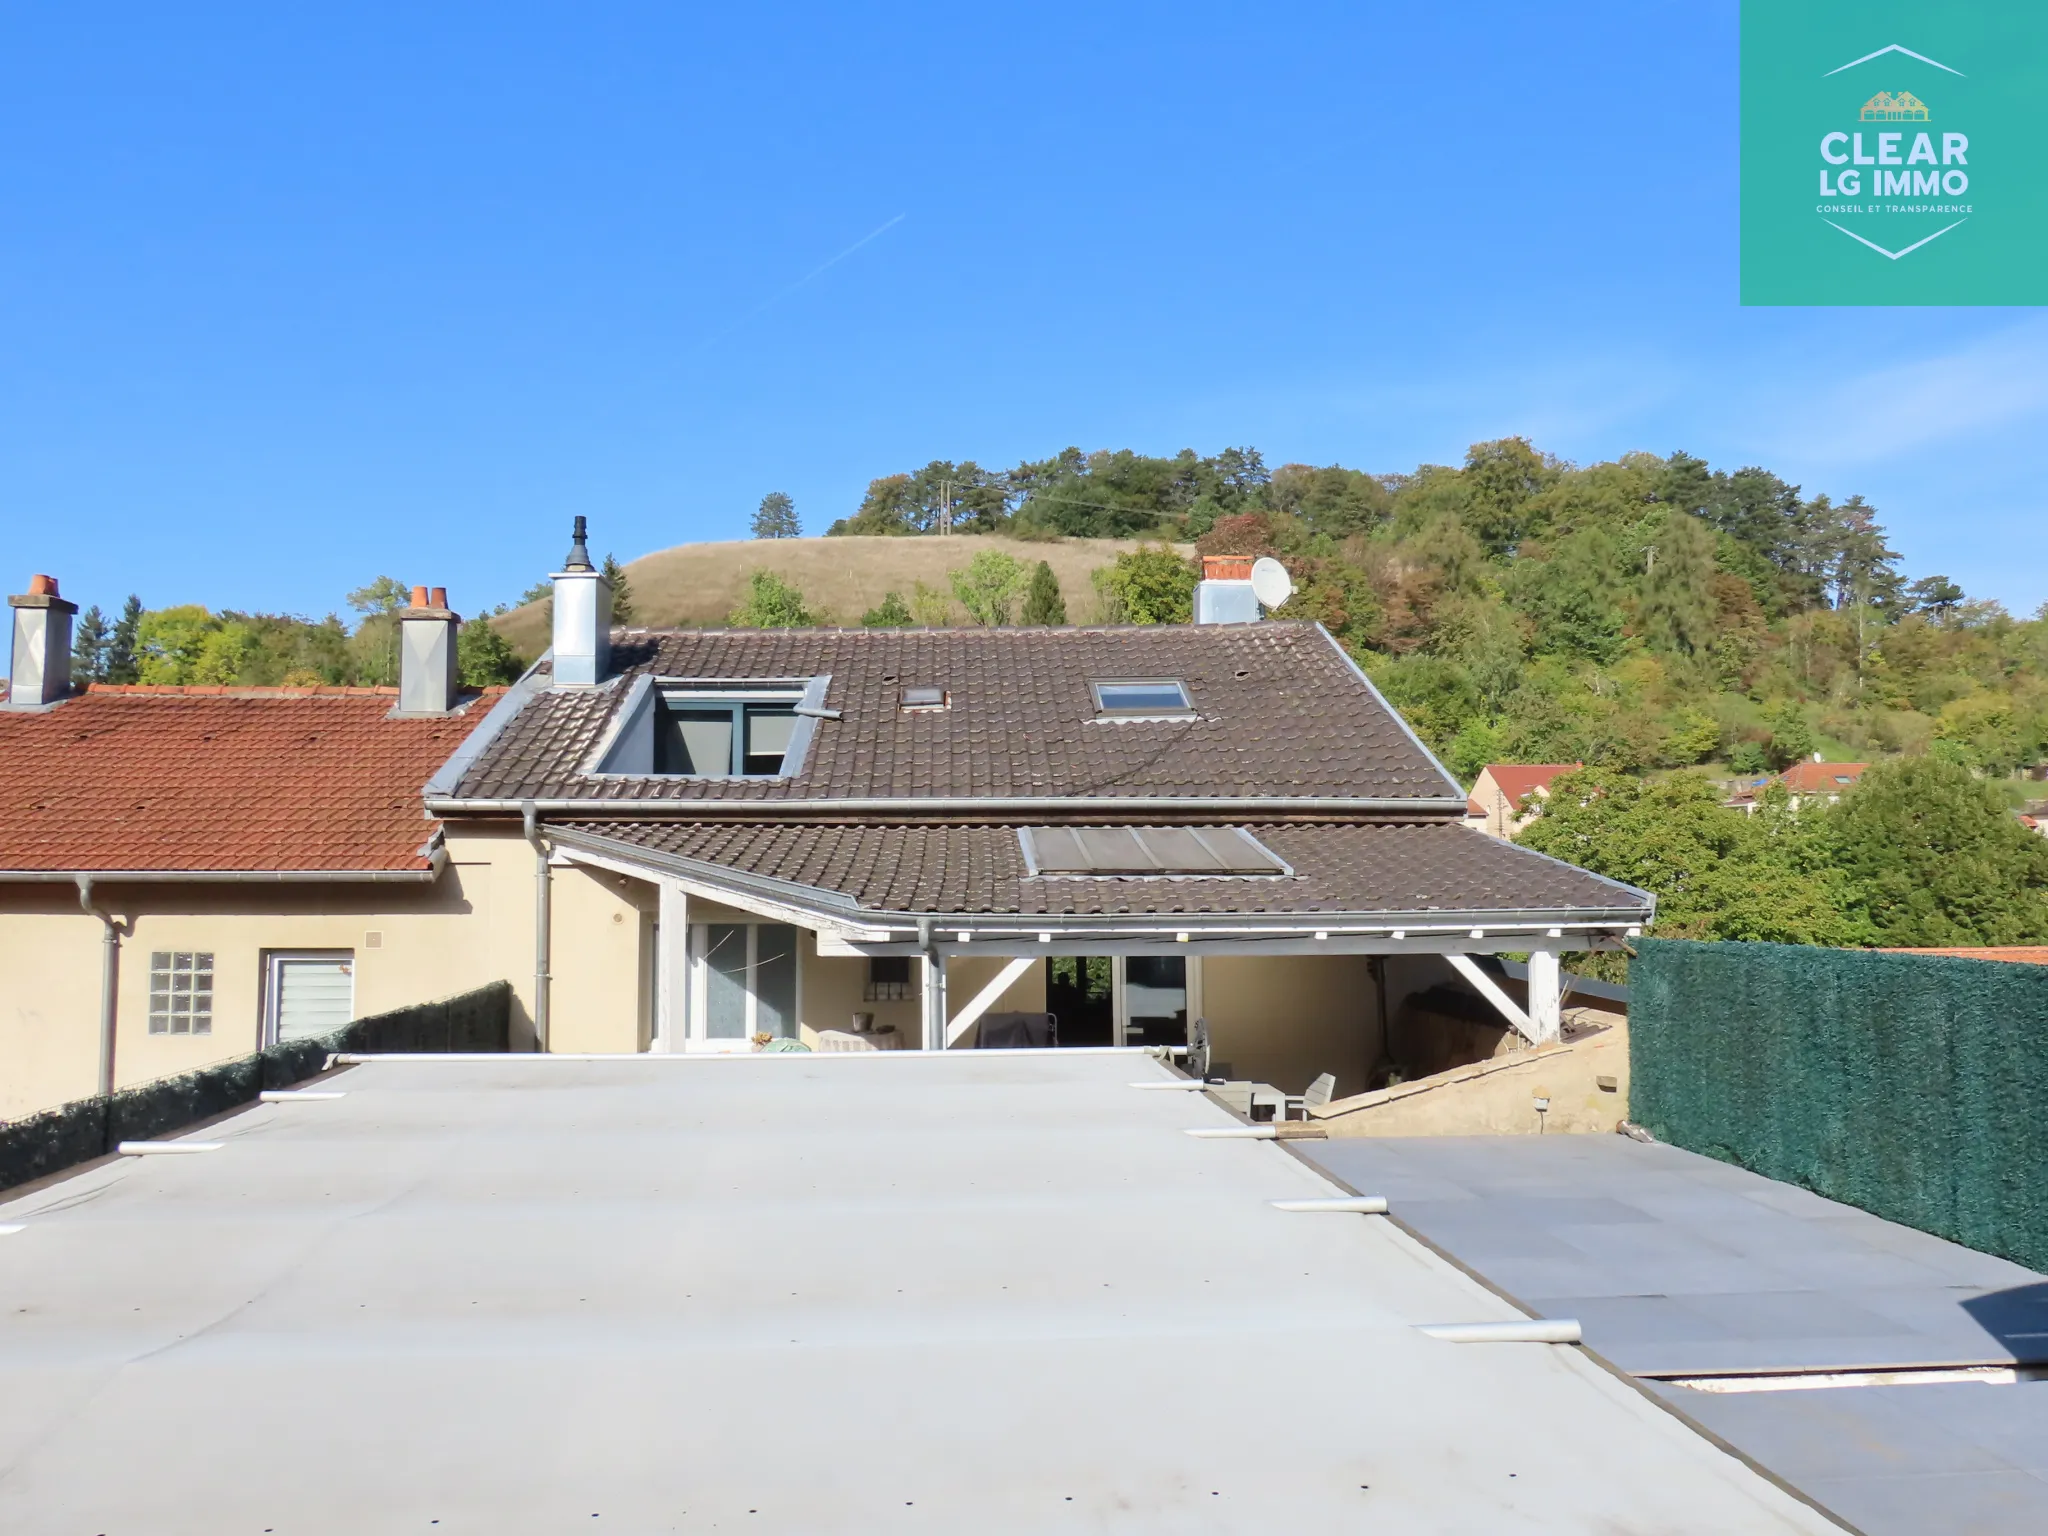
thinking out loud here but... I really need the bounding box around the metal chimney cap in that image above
[563,516,594,572]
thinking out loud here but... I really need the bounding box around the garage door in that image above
[271,956,355,1042]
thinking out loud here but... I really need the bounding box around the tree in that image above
[1827,757,2048,947]
[1728,740,1770,775]
[345,576,410,616]
[71,605,110,684]
[1445,719,1505,784]
[458,618,523,685]
[135,606,219,684]
[1092,547,1198,625]
[908,581,952,625]
[728,570,814,628]
[1517,768,1859,950]
[105,595,143,684]
[1636,510,1720,655]
[861,591,914,628]
[753,491,800,539]
[1765,701,1816,769]
[1020,561,1067,626]
[950,549,1028,627]
[1908,574,1965,619]
[602,554,636,623]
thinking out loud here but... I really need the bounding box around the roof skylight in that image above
[1019,825,1285,877]
[1091,680,1192,716]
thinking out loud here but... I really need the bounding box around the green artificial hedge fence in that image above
[0,981,510,1197]
[1630,938,2048,1272]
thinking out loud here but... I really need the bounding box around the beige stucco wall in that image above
[1200,954,1382,1099]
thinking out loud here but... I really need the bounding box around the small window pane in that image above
[704,924,749,1038]
[661,709,736,775]
[744,706,797,775]
[1094,681,1191,714]
[901,686,946,709]
[754,925,798,1039]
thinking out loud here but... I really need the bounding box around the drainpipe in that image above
[917,916,939,1052]
[75,875,129,1096]
[522,801,551,1051]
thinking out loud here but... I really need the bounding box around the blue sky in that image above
[2,2,2041,620]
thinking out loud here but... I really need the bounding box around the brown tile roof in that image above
[450,623,1462,806]
[552,819,1652,921]
[0,686,491,873]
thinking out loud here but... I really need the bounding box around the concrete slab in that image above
[0,1053,1843,1534]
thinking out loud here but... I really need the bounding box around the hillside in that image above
[488,534,1189,656]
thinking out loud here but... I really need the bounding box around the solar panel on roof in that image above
[1020,825,1284,875]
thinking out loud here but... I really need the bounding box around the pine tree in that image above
[1020,561,1067,625]
[753,491,800,539]
[457,617,524,685]
[71,605,110,684]
[602,554,636,623]
[104,595,143,684]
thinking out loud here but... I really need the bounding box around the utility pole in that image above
[938,480,953,536]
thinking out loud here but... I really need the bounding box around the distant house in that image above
[1728,757,1867,814]
[1464,763,1582,839]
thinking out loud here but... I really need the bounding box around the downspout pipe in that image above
[74,875,129,1097]
[917,916,938,1052]
[522,801,551,1051]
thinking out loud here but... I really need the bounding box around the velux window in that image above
[1091,679,1193,716]
[654,688,801,777]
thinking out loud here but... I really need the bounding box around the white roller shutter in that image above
[274,958,355,1042]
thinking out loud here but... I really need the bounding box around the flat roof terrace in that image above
[0,1052,1842,1533]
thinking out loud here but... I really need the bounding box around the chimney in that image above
[550,516,612,686]
[1193,554,1261,626]
[6,574,78,709]
[395,584,461,715]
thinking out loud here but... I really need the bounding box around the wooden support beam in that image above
[1446,954,1536,1045]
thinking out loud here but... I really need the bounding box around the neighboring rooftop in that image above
[447,623,1464,808]
[1466,762,1581,818]
[0,1052,1842,1533]
[0,685,489,874]
[1777,760,1868,794]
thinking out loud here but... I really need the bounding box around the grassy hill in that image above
[490,534,1188,656]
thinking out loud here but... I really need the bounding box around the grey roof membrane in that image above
[1297,1135,2048,1536]
[1297,1134,2045,1377]
[450,622,1464,805]
[0,1054,1838,1534]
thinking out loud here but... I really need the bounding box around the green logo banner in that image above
[1741,2,2048,305]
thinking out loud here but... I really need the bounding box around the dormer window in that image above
[656,690,801,776]
[1091,679,1193,717]
[593,677,822,779]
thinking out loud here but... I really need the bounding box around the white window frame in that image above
[260,950,356,1048]
[683,922,804,1053]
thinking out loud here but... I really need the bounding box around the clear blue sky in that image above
[2,3,2040,620]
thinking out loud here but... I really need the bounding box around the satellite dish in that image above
[1250,557,1294,609]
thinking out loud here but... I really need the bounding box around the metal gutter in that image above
[74,875,129,1096]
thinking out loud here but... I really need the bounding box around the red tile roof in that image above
[0,686,489,874]
[1777,760,1867,793]
[1467,764,1581,818]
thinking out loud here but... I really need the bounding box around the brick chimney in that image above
[395,584,461,715]
[1193,554,1260,626]
[550,516,612,686]
[6,574,78,708]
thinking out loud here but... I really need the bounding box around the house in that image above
[1463,762,1581,838]
[1727,756,1866,814]
[2,537,1655,1117]
[0,580,508,1120]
